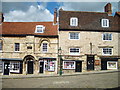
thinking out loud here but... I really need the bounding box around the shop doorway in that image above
[101,60,107,70]
[4,61,10,75]
[87,55,94,70]
[39,61,44,73]
[75,61,82,72]
[27,61,34,74]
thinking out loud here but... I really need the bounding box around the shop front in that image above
[0,58,23,75]
[39,58,56,74]
[101,57,118,70]
[62,60,82,74]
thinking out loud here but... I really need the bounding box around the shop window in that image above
[10,61,20,73]
[44,60,55,71]
[107,61,117,69]
[0,61,3,73]
[63,61,75,69]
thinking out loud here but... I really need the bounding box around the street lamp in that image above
[58,47,62,75]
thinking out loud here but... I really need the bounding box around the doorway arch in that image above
[24,55,35,74]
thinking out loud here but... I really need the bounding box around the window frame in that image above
[107,61,118,69]
[0,42,3,52]
[69,48,80,55]
[14,43,20,52]
[63,61,75,69]
[102,48,113,55]
[102,33,112,41]
[70,17,78,26]
[10,61,20,73]
[42,43,48,53]
[0,61,3,73]
[35,25,45,33]
[69,32,80,40]
[101,19,109,27]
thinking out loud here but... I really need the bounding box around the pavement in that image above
[1,70,119,79]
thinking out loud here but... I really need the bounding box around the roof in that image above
[59,10,119,32]
[0,22,58,36]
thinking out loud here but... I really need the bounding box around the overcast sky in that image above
[1,1,120,22]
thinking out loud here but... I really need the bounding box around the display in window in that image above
[44,60,55,71]
[63,61,75,69]
[107,61,117,69]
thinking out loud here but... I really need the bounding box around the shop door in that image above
[87,55,94,70]
[75,61,82,72]
[4,61,10,75]
[27,61,34,74]
[101,60,107,70]
[40,62,44,73]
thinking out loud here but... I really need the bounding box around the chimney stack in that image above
[0,13,4,23]
[53,8,57,25]
[104,3,112,15]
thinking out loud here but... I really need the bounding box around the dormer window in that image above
[101,19,109,27]
[70,17,78,26]
[35,25,45,33]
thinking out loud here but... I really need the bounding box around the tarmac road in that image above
[1,71,119,89]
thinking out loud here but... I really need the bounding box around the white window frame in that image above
[10,61,20,73]
[35,25,45,33]
[107,61,118,69]
[101,19,109,27]
[70,17,78,26]
[42,43,48,53]
[69,32,80,40]
[0,61,3,73]
[102,33,112,41]
[69,48,80,55]
[14,43,20,52]
[63,61,75,69]
[102,48,113,55]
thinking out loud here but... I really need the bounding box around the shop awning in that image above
[0,58,23,61]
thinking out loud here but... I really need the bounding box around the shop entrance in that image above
[4,61,10,75]
[101,60,107,70]
[39,61,44,73]
[27,61,34,74]
[87,55,94,70]
[75,61,82,72]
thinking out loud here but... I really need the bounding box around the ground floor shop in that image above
[0,56,57,75]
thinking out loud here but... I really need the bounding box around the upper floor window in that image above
[102,48,112,55]
[103,33,112,41]
[69,48,80,55]
[42,43,48,52]
[15,43,20,51]
[0,42,2,51]
[101,19,109,27]
[35,25,45,33]
[70,17,78,26]
[69,32,79,40]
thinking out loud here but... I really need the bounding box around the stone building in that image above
[58,3,120,74]
[0,21,58,75]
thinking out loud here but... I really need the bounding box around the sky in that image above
[1,1,120,22]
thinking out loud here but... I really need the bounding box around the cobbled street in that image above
[2,71,119,89]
